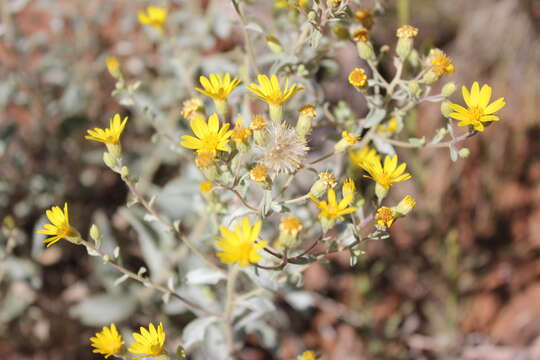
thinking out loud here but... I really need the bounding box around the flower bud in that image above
[309,172,337,198]
[421,70,439,85]
[441,82,457,97]
[332,25,350,40]
[89,224,102,242]
[296,105,316,138]
[395,25,418,61]
[342,178,356,200]
[106,57,122,79]
[266,35,284,54]
[357,41,376,61]
[440,100,453,117]
[458,148,470,158]
[278,216,303,249]
[408,49,420,67]
[393,195,416,217]
[120,166,129,181]
[334,131,358,153]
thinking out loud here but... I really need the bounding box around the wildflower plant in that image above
[32,1,507,359]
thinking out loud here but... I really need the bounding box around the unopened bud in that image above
[357,41,376,61]
[266,35,283,54]
[440,100,453,117]
[441,82,457,97]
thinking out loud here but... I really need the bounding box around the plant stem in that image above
[81,240,217,317]
[223,265,240,356]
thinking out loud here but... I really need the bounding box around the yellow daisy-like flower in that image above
[37,203,79,247]
[231,116,251,144]
[90,323,125,359]
[349,146,380,169]
[429,49,454,76]
[215,217,268,267]
[128,322,166,359]
[348,68,368,87]
[310,188,356,221]
[376,206,395,228]
[301,350,317,360]
[361,154,412,190]
[180,114,232,156]
[247,74,304,106]
[85,114,128,145]
[448,82,506,132]
[195,73,241,101]
[138,6,168,30]
[250,115,267,131]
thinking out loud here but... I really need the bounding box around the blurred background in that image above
[1,0,540,359]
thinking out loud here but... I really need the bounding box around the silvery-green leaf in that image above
[70,294,136,326]
[373,137,396,155]
[449,145,458,162]
[362,108,386,128]
[245,22,264,33]
[284,291,315,311]
[185,268,226,285]
[182,316,219,350]
[113,274,130,287]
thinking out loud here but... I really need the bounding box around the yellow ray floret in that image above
[215,217,268,267]
[195,73,241,101]
[361,154,411,190]
[449,82,506,132]
[128,322,166,359]
[90,323,125,359]
[180,114,232,156]
[85,114,128,145]
[37,203,77,247]
[138,6,168,29]
[349,146,380,169]
[310,188,356,220]
[246,74,304,106]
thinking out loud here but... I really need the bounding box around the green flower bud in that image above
[440,100,453,117]
[266,35,283,53]
[356,41,376,61]
[441,82,457,97]
[421,70,439,85]
[458,148,470,158]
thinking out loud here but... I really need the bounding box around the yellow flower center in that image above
[469,106,484,122]
[374,173,392,189]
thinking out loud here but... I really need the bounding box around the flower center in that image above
[469,106,484,122]
[201,134,220,152]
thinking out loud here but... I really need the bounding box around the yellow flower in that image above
[348,68,368,87]
[106,57,121,79]
[280,216,303,237]
[129,322,166,359]
[299,104,317,117]
[395,195,416,216]
[429,49,454,76]
[376,206,395,228]
[250,115,267,131]
[231,116,251,144]
[250,163,268,182]
[342,178,356,199]
[90,323,124,359]
[138,6,168,30]
[361,155,412,190]
[334,131,358,153]
[355,10,373,28]
[349,146,380,169]
[310,188,356,220]
[377,117,399,134]
[196,73,240,101]
[37,203,79,247]
[180,114,232,156]
[215,217,268,267]
[85,114,128,145]
[448,82,506,132]
[247,74,304,106]
[301,351,316,360]
[352,28,370,42]
[181,97,203,119]
[199,180,213,194]
[396,25,418,38]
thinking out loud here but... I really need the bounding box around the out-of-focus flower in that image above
[309,171,337,198]
[297,105,317,137]
[334,131,358,153]
[250,163,268,183]
[215,217,267,267]
[180,114,232,156]
[138,6,168,30]
[449,82,505,132]
[257,122,308,174]
[396,25,418,39]
[199,180,213,194]
[349,146,380,169]
[90,324,124,359]
[128,323,166,358]
[85,114,127,145]
[105,57,121,79]
[37,203,80,247]
[300,350,316,360]
[429,49,454,76]
[355,10,373,28]
[278,216,303,248]
[342,178,356,199]
[181,98,204,119]
[396,25,418,60]
[394,195,416,216]
[377,117,399,134]
[352,28,370,42]
[348,68,368,87]
[231,116,251,145]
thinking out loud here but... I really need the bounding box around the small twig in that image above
[81,240,218,317]
[215,184,258,212]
